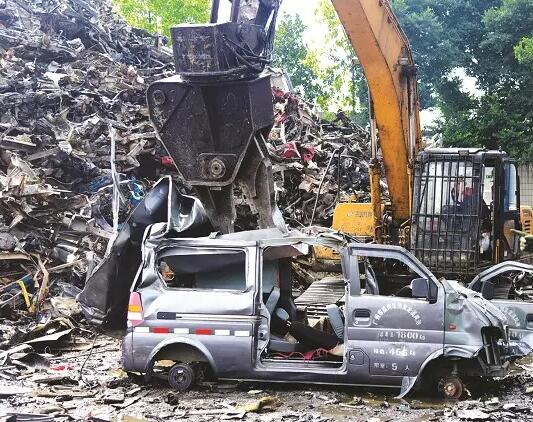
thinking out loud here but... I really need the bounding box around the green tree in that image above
[515,37,533,67]
[392,0,498,108]
[479,0,533,86]
[314,0,364,119]
[392,0,533,162]
[438,0,533,161]
[273,14,323,101]
[273,7,364,119]
[112,0,210,39]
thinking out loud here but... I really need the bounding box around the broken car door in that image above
[344,245,445,384]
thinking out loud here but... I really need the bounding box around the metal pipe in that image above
[370,159,383,244]
[367,89,383,243]
[210,0,220,23]
[230,0,241,22]
[309,147,345,227]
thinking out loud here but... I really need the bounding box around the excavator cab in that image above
[410,148,522,279]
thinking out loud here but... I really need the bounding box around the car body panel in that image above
[468,261,533,357]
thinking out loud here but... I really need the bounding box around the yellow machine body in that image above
[521,205,533,235]
[331,202,376,237]
[314,202,385,262]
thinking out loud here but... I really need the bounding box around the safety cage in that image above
[410,149,521,279]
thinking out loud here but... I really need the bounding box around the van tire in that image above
[168,363,195,391]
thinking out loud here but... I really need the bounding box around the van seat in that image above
[326,304,344,340]
[269,334,304,353]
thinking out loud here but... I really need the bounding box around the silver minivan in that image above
[122,227,517,399]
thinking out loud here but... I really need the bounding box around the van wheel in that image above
[439,375,464,399]
[168,363,195,391]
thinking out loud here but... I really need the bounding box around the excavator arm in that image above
[333,0,422,226]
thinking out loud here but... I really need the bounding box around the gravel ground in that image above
[1,339,532,421]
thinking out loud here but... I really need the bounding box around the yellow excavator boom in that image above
[332,0,423,225]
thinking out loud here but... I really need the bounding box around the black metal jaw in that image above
[148,74,285,233]
[195,135,281,233]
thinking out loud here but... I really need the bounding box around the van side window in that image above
[362,257,429,300]
[157,249,247,291]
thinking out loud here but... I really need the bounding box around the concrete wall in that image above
[519,164,533,207]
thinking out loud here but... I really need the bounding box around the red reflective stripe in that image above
[153,327,170,334]
[195,328,212,335]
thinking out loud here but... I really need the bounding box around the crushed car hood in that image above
[467,261,533,357]
[445,279,508,331]
[443,279,510,358]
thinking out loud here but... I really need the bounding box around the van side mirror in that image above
[480,281,495,301]
[411,278,429,299]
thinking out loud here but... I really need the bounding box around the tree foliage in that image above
[273,4,365,119]
[314,0,365,120]
[392,0,498,108]
[392,0,533,162]
[272,14,323,101]
[515,37,533,67]
[112,0,210,40]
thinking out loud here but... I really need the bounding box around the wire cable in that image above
[309,146,346,226]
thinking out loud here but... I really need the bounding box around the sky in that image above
[218,1,325,50]
[219,1,320,24]
[280,0,321,22]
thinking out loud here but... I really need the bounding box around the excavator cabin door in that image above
[410,149,521,280]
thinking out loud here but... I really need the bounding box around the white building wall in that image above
[519,164,533,207]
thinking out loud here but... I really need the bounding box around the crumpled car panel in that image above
[77,177,212,333]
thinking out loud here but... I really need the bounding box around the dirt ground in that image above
[1,337,533,422]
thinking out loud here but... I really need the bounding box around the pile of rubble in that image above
[0,0,175,315]
[2,335,533,420]
[0,0,371,319]
[1,2,533,421]
[267,88,370,227]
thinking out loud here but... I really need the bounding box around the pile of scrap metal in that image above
[0,0,175,316]
[266,88,371,228]
[0,0,373,319]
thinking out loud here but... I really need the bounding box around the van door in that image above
[344,245,445,384]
